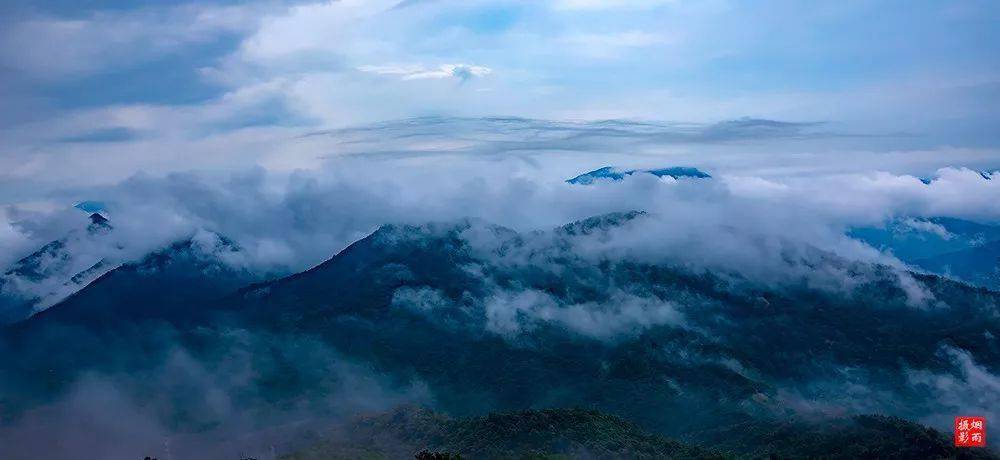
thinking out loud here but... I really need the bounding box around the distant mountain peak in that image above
[919,168,996,184]
[73,200,106,213]
[86,212,111,233]
[0,212,119,324]
[567,166,711,185]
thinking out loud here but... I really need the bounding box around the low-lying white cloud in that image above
[359,63,492,81]
[4,159,998,279]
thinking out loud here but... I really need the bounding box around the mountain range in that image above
[852,216,1000,290]
[566,166,712,185]
[1,209,998,458]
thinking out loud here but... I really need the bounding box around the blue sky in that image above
[1,0,999,201]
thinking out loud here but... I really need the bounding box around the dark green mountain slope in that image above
[2,213,998,458]
[219,213,999,433]
[0,232,261,412]
[285,407,724,460]
[285,407,997,460]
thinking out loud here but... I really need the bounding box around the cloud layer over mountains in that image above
[4,120,997,284]
[1,1,998,457]
[0,123,998,456]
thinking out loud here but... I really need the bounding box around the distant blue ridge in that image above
[919,168,996,184]
[73,201,106,213]
[567,166,711,185]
